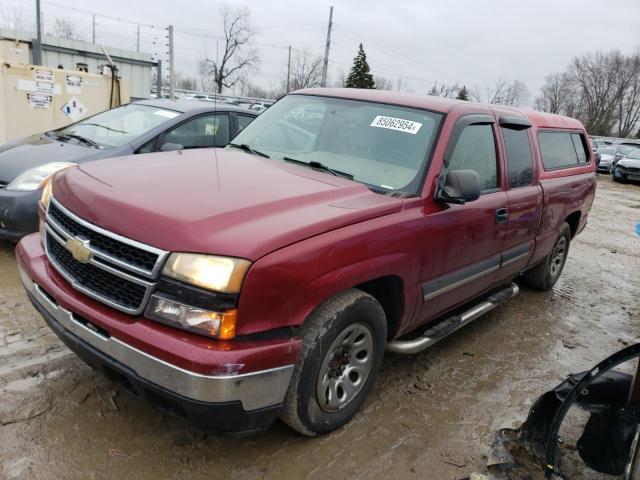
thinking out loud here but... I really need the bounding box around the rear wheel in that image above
[280,289,387,436]
[523,222,571,291]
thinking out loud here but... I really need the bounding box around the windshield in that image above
[230,94,442,194]
[57,103,180,148]
[598,147,613,155]
[628,149,640,159]
[618,146,634,155]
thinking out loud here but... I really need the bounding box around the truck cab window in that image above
[571,133,588,164]
[448,124,498,192]
[538,131,584,170]
[502,127,533,188]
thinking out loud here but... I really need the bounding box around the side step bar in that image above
[387,282,520,355]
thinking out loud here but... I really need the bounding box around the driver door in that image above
[417,115,508,324]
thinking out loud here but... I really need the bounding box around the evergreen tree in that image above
[345,44,375,89]
[456,85,470,101]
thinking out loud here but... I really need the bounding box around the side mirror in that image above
[160,142,184,152]
[436,169,481,205]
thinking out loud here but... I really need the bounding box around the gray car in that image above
[0,99,256,241]
[612,148,640,183]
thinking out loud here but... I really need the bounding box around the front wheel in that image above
[280,289,387,436]
[523,222,572,291]
[613,166,627,183]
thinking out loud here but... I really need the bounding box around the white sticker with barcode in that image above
[370,115,422,134]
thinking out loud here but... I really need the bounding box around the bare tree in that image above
[427,81,460,98]
[0,5,33,32]
[52,17,85,41]
[534,72,578,114]
[484,78,530,106]
[289,50,323,91]
[614,51,640,137]
[174,71,198,91]
[199,5,258,94]
[374,76,393,91]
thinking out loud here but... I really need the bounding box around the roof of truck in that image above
[295,88,584,131]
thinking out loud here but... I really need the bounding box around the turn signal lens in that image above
[40,179,53,210]
[145,295,237,340]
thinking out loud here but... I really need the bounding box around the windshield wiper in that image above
[79,123,128,134]
[283,157,354,180]
[228,143,270,158]
[58,133,101,149]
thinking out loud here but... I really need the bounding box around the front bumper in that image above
[17,234,300,433]
[0,188,40,241]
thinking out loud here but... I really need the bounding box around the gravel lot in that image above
[1,176,638,480]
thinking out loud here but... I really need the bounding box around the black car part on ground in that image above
[492,343,640,479]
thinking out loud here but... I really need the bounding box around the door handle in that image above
[496,208,509,224]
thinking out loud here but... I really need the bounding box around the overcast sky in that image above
[3,0,640,101]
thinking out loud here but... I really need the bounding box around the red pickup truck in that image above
[16,89,596,436]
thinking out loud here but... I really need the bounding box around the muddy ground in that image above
[0,176,638,480]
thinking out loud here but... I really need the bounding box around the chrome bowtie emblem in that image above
[65,237,92,263]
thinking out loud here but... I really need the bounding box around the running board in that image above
[386,282,520,355]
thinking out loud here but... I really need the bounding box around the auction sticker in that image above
[28,93,52,109]
[370,115,422,134]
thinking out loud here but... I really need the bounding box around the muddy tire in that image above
[280,289,387,436]
[523,222,572,291]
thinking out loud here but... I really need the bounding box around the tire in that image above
[613,166,627,183]
[280,289,387,436]
[523,222,572,291]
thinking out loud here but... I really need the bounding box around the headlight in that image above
[145,295,237,339]
[40,179,53,210]
[162,253,251,293]
[6,162,76,191]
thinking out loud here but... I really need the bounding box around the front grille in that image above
[44,197,168,314]
[47,236,147,310]
[49,202,159,272]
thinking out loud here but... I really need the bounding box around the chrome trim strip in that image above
[44,228,152,315]
[20,270,294,411]
[423,264,500,301]
[48,197,169,279]
[501,251,530,268]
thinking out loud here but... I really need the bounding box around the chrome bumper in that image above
[20,267,294,411]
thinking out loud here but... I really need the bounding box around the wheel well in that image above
[565,211,581,238]
[355,276,404,339]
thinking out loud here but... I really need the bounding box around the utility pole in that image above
[286,45,291,93]
[321,6,333,88]
[34,0,42,65]
[156,59,162,98]
[136,24,140,52]
[92,15,96,43]
[168,25,175,99]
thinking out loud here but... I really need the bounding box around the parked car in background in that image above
[0,100,256,241]
[613,148,640,183]
[17,88,595,435]
[249,102,271,113]
[596,145,632,173]
[608,145,638,172]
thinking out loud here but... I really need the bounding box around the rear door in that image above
[418,115,508,322]
[496,117,542,280]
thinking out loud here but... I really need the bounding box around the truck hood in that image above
[52,149,404,260]
[0,134,110,183]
